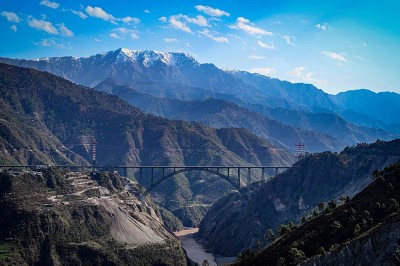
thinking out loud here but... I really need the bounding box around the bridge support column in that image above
[140,167,143,180]
[227,168,230,178]
[247,167,251,186]
[124,168,128,178]
[238,168,241,188]
[262,168,265,182]
[275,167,279,176]
[162,168,165,179]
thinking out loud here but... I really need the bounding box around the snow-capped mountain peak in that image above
[115,48,197,67]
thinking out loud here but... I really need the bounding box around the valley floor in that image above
[174,228,236,266]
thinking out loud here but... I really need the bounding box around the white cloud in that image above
[40,0,60,9]
[247,55,266,60]
[144,10,150,14]
[198,29,229,43]
[1,11,21,23]
[257,40,276,50]
[315,23,328,31]
[36,38,55,46]
[28,17,59,34]
[10,24,17,32]
[185,15,209,27]
[110,27,139,40]
[195,5,229,17]
[164,38,178,43]
[121,16,140,24]
[169,15,192,33]
[85,6,116,22]
[232,17,272,36]
[94,38,101,42]
[321,51,347,62]
[287,66,326,86]
[34,38,70,49]
[110,32,119,39]
[282,35,296,46]
[161,14,210,33]
[85,6,139,25]
[71,10,88,19]
[58,23,73,37]
[250,67,276,76]
[363,42,367,47]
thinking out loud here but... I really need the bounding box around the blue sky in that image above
[1,0,399,94]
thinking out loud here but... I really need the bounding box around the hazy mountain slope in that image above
[0,75,89,166]
[1,48,398,132]
[333,89,400,125]
[95,80,345,152]
[196,139,400,256]
[96,79,397,152]
[0,169,187,265]
[0,63,293,226]
[246,104,398,144]
[234,163,400,266]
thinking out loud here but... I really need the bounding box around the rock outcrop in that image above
[0,168,187,265]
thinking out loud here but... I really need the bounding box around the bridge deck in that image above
[0,165,299,193]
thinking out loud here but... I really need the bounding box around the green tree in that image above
[318,202,326,212]
[276,257,286,266]
[202,260,209,266]
[389,198,399,212]
[287,247,306,265]
[280,224,290,236]
[315,246,326,255]
[354,223,361,236]
[265,229,276,242]
[254,240,262,253]
[236,249,255,263]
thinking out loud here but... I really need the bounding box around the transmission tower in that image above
[295,142,305,160]
[92,138,96,166]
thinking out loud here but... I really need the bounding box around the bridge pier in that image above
[247,167,251,186]
[238,168,241,188]
[262,168,265,182]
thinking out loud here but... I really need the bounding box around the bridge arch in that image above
[143,167,240,196]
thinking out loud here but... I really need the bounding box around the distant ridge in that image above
[1,48,399,140]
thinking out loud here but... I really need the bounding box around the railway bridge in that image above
[0,165,297,194]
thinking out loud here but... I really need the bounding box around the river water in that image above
[174,228,236,266]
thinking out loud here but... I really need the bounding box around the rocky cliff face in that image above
[0,168,187,265]
[301,220,400,266]
[197,139,400,256]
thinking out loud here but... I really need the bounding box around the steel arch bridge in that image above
[0,165,297,195]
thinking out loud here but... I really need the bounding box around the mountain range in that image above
[1,48,400,265]
[0,63,293,227]
[1,48,398,153]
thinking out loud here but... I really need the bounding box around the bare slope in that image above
[0,169,186,265]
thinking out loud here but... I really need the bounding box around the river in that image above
[174,228,236,266]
